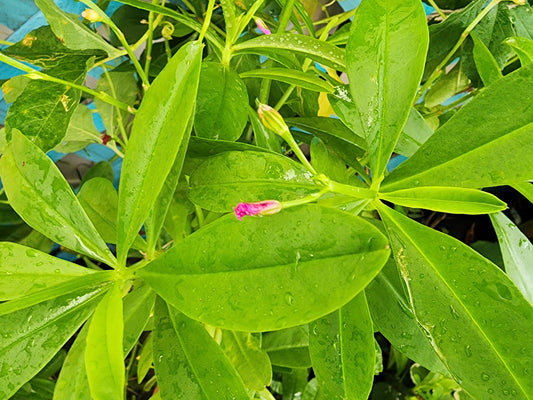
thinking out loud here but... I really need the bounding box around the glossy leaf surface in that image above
[233,34,345,71]
[240,68,334,93]
[195,62,249,141]
[221,331,272,390]
[122,284,155,355]
[383,63,533,191]
[379,187,506,214]
[153,299,249,399]
[188,151,319,212]
[346,0,428,178]
[0,242,93,301]
[117,41,203,264]
[309,293,375,400]
[0,286,105,399]
[263,325,312,368]
[85,284,124,400]
[472,33,503,87]
[0,130,115,266]
[139,205,390,331]
[505,36,533,65]
[490,212,533,305]
[378,203,533,399]
[54,105,102,153]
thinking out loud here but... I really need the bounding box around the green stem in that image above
[283,132,316,174]
[143,0,160,77]
[426,0,447,20]
[78,0,150,89]
[282,187,330,209]
[199,0,216,43]
[102,66,130,146]
[328,179,377,200]
[277,0,298,33]
[0,39,14,46]
[416,0,501,102]
[0,52,134,113]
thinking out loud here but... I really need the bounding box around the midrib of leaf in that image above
[383,209,529,397]
[338,308,348,399]
[191,181,316,189]
[12,156,111,264]
[385,120,533,189]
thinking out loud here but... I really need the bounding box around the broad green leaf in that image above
[0,242,94,301]
[383,63,533,191]
[137,334,153,384]
[309,293,375,400]
[397,108,434,157]
[17,230,54,254]
[221,331,272,390]
[509,3,533,40]
[262,325,312,369]
[512,182,533,204]
[281,368,309,399]
[346,0,428,179]
[5,58,95,152]
[0,131,116,266]
[240,68,334,93]
[0,286,106,399]
[78,177,146,251]
[188,151,320,212]
[80,161,114,188]
[194,62,248,141]
[505,36,533,65]
[85,284,124,400]
[53,326,91,400]
[139,205,390,331]
[310,137,349,183]
[249,107,281,153]
[117,41,203,265]
[233,34,345,71]
[490,212,533,305]
[366,258,448,375]
[122,284,156,355]
[379,187,506,214]
[54,105,102,153]
[153,298,249,400]
[377,203,533,399]
[472,32,503,87]
[1,76,29,104]
[424,65,471,109]
[93,69,139,136]
[34,0,121,57]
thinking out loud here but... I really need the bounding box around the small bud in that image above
[82,9,101,22]
[255,18,271,35]
[161,23,175,40]
[233,200,282,220]
[101,133,111,145]
[257,103,290,138]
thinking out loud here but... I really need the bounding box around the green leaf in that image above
[53,326,91,400]
[512,182,533,204]
[80,161,114,188]
[490,212,533,305]
[0,242,94,301]
[0,131,116,266]
[346,0,428,179]
[139,205,390,331]
[152,298,249,399]
[221,331,272,390]
[366,258,448,375]
[382,63,533,191]
[0,286,106,399]
[34,0,121,58]
[5,57,94,152]
[263,325,312,369]
[188,151,320,212]
[85,284,124,400]
[233,34,345,71]
[379,187,507,214]
[122,284,155,355]
[505,36,533,65]
[78,177,146,251]
[54,105,102,153]
[240,68,334,93]
[472,32,503,87]
[194,62,249,141]
[377,203,533,399]
[249,107,281,153]
[117,41,203,265]
[309,293,375,400]
[310,137,350,184]
[137,334,153,384]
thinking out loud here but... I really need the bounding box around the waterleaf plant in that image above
[0,0,532,398]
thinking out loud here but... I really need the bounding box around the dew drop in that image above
[481,373,490,381]
[449,305,460,320]
[284,292,294,306]
[464,345,472,357]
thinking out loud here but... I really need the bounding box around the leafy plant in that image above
[0,0,532,399]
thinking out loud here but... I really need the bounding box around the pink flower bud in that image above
[255,18,271,35]
[233,200,282,220]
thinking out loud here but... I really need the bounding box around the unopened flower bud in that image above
[82,9,101,22]
[233,200,282,220]
[257,103,290,138]
[255,18,271,35]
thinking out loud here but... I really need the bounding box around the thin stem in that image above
[199,0,216,43]
[143,0,160,77]
[102,66,130,145]
[0,39,14,46]
[77,0,150,89]
[328,179,377,200]
[194,204,205,228]
[282,187,330,209]
[426,0,447,20]
[416,0,501,102]
[283,133,316,174]
[0,52,134,113]
[277,0,298,33]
